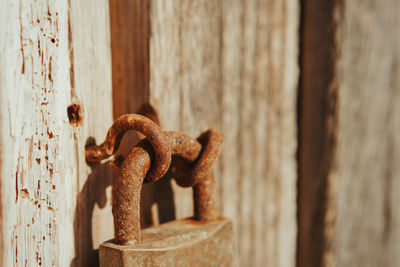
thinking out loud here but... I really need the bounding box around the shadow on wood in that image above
[70,138,113,267]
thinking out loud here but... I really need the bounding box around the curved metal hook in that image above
[85,114,171,182]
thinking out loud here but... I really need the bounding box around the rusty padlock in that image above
[85,114,235,266]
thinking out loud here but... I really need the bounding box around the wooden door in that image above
[0,0,399,266]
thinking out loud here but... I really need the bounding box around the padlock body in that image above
[100,217,235,267]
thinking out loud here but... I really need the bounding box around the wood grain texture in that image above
[109,0,177,231]
[149,0,222,222]
[0,0,113,266]
[149,1,299,266]
[110,0,149,119]
[299,1,400,266]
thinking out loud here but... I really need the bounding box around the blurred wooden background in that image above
[0,0,399,266]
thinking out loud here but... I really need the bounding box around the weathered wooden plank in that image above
[299,1,400,266]
[109,0,149,120]
[149,1,299,266]
[0,0,113,266]
[109,0,164,230]
[69,1,114,266]
[149,0,222,221]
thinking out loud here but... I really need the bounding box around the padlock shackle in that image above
[112,140,151,245]
[113,131,222,245]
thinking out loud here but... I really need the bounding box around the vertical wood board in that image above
[0,0,113,266]
[333,1,400,266]
[149,1,299,266]
[299,1,400,266]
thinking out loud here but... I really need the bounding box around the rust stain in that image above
[15,171,19,203]
[19,0,25,74]
[46,128,53,138]
[20,189,29,198]
[67,104,82,126]
[15,157,22,203]
[48,56,52,82]
[67,0,76,99]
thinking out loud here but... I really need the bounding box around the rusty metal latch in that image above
[85,114,224,245]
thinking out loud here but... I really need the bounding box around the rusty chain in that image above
[85,114,223,245]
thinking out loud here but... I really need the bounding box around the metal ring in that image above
[190,129,224,184]
[168,129,223,187]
